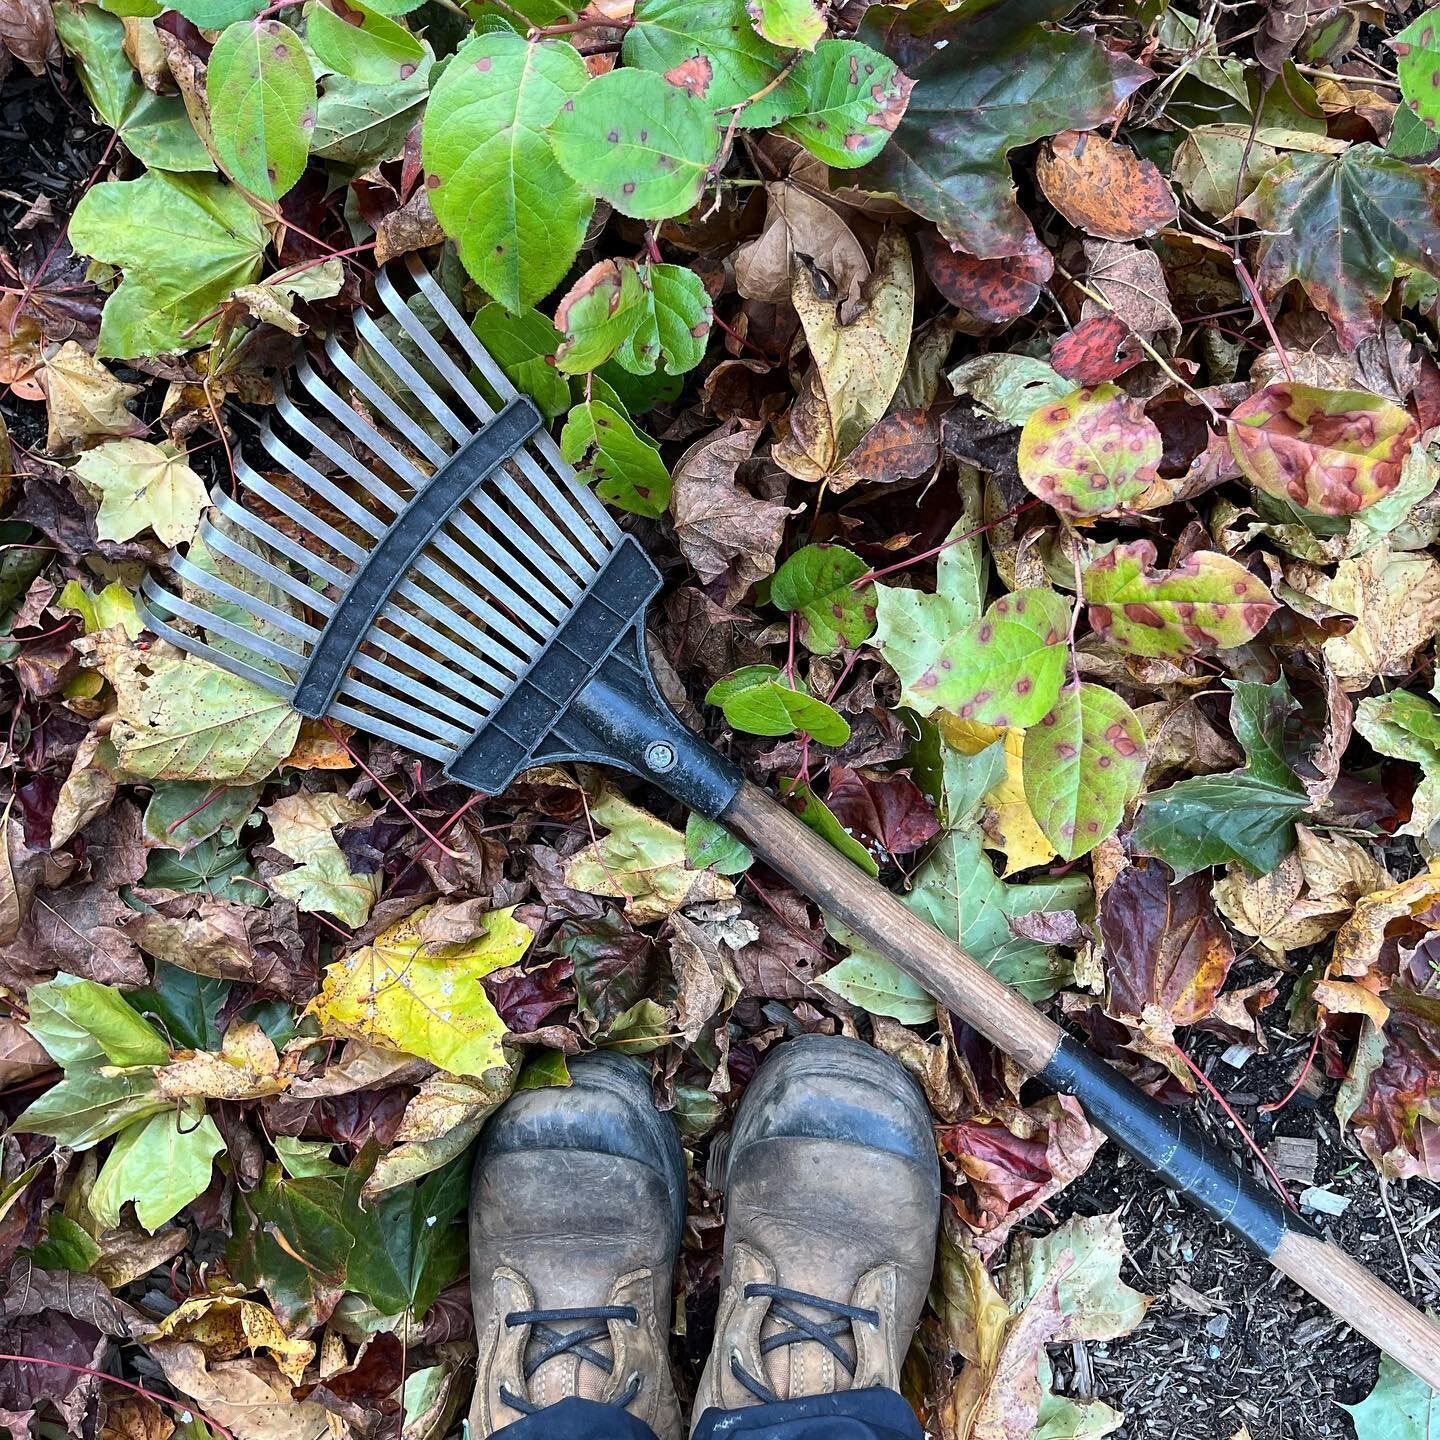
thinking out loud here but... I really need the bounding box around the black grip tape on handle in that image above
[1039,1033,1312,1256]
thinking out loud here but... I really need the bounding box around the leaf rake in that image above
[138,256,1440,1389]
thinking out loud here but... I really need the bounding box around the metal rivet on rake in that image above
[645,741,677,772]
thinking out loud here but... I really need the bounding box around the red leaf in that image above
[825,765,940,858]
[919,228,1052,323]
[1050,313,1142,383]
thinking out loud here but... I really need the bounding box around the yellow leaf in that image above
[306,904,530,1078]
[148,1291,316,1385]
[156,1021,292,1102]
[938,714,1056,874]
[42,341,143,453]
[264,791,379,928]
[73,437,208,547]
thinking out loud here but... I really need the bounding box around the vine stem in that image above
[530,14,632,35]
[0,1355,236,1440]
[851,499,1040,588]
[1171,1042,1297,1210]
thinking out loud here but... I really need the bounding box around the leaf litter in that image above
[6,1,1440,1437]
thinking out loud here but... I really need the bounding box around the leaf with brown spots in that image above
[1022,682,1146,861]
[908,587,1070,728]
[775,39,912,171]
[920,228,1052,325]
[1050,313,1143,383]
[1228,382,1418,516]
[1035,129,1177,241]
[1017,383,1161,518]
[1099,857,1236,1045]
[1082,540,1278,657]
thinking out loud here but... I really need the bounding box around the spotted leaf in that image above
[550,68,721,221]
[775,40,912,170]
[1228,383,1418,517]
[909,588,1070,729]
[1392,9,1440,132]
[206,18,316,203]
[1083,541,1278,657]
[422,33,592,313]
[1023,682,1146,861]
[560,386,672,518]
[771,544,876,655]
[307,0,425,85]
[1017,383,1161,519]
[553,259,649,375]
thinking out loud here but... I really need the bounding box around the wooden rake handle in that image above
[722,781,1440,1390]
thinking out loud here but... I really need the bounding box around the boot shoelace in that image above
[499,1304,642,1415]
[729,1284,881,1405]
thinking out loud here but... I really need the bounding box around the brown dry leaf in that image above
[1081,240,1181,346]
[374,188,445,266]
[1134,697,1241,784]
[50,728,119,848]
[670,910,741,1045]
[1037,130,1177,241]
[1214,850,1343,960]
[733,181,870,314]
[99,1393,175,1440]
[149,1342,333,1440]
[0,1016,52,1087]
[41,341,145,454]
[670,419,792,604]
[772,228,913,482]
[0,0,58,74]
[148,1292,316,1385]
[281,717,357,771]
[155,1022,293,1102]
[831,408,941,491]
[1290,546,1440,689]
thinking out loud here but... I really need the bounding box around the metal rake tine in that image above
[324,333,448,468]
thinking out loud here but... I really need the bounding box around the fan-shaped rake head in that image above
[137,256,739,815]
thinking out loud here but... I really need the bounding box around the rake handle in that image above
[722,780,1440,1390]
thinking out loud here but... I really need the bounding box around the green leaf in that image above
[685,813,753,875]
[771,544,876,655]
[747,0,822,49]
[776,40,911,169]
[230,1163,355,1330]
[907,587,1069,728]
[780,775,880,876]
[312,63,431,167]
[1344,1342,1440,1440]
[949,353,1071,427]
[265,792,380,928]
[1134,773,1306,879]
[55,580,142,639]
[423,33,591,312]
[97,640,301,785]
[207,18,316,204]
[90,1107,225,1232]
[142,779,263,855]
[1018,383,1161,519]
[550,67,721,220]
[32,1213,103,1274]
[130,964,231,1052]
[1392,13,1440,138]
[560,391,672,518]
[1022,683,1146,861]
[23,975,170,1070]
[11,1069,170,1150]
[167,0,263,22]
[73,439,207,547]
[342,1151,468,1317]
[308,0,425,84]
[471,303,570,418]
[1235,145,1440,350]
[307,904,528,1078]
[819,953,934,1022]
[1082,540,1278,656]
[616,264,713,377]
[873,489,988,715]
[1228,383,1418,517]
[53,1,214,172]
[554,260,650,374]
[706,664,851,745]
[142,834,258,902]
[855,0,1150,255]
[623,0,796,124]
[68,172,268,357]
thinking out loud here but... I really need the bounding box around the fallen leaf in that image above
[147,1292,316,1385]
[41,342,144,454]
[264,792,380,928]
[150,1342,333,1440]
[1037,130,1177,241]
[733,180,870,313]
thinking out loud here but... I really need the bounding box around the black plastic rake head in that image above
[137,257,741,817]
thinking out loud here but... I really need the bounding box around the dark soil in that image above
[1038,958,1437,1440]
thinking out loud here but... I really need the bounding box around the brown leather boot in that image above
[468,1053,686,1439]
[692,1034,941,1426]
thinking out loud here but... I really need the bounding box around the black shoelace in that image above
[728,1284,881,1405]
[498,1304,642,1415]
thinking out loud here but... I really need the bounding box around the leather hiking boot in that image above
[468,1053,686,1439]
[693,1034,941,1425]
